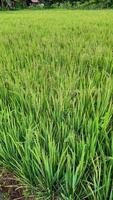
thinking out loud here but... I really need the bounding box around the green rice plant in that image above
[0,10,113,199]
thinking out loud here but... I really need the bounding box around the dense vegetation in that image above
[0,10,113,199]
[0,0,113,9]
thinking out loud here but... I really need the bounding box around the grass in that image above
[0,9,113,199]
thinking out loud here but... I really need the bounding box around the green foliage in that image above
[76,0,113,9]
[1,0,113,9]
[0,10,113,199]
[51,1,72,8]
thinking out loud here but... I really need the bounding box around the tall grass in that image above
[0,10,113,199]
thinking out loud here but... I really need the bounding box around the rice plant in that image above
[0,10,113,199]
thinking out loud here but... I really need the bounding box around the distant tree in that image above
[0,0,4,7]
[1,0,113,9]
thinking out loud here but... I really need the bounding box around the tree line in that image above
[0,0,113,9]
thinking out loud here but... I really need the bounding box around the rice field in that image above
[0,10,113,199]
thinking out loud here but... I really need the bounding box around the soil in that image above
[0,171,34,200]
